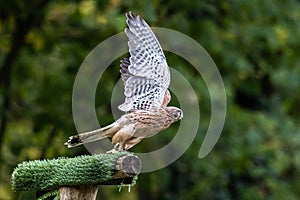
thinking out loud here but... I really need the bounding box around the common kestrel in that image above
[65,11,183,151]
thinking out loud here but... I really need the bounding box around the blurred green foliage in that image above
[1,0,300,199]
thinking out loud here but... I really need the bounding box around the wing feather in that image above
[119,11,170,112]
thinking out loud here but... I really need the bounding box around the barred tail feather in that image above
[64,122,119,148]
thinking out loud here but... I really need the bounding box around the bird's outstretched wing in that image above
[118,11,170,112]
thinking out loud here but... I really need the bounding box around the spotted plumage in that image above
[65,11,183,151]
[118,11,170,112]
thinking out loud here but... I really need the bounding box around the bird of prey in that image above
[65,11,183,151]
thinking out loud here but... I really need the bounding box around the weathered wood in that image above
[100,154,141,185]
[59,185,98,200]
[114,154,141,178]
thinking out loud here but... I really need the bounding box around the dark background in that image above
[1,0,300,199]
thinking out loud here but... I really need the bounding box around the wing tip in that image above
[126,11,135,19]
[126,11,136,26]
[125,11,147,29]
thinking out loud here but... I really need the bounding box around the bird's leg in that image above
[124,137,143,150]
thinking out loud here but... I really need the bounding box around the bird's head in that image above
[165,106,183,122]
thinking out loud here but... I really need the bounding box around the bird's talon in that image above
[114,143,121,151]
[106,143,124,153]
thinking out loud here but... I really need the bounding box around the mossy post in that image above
[11,152,141,200]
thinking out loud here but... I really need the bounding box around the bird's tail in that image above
[64,122,119,148]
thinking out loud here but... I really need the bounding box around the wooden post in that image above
[11,152,141,199]
[59,185,98,200]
